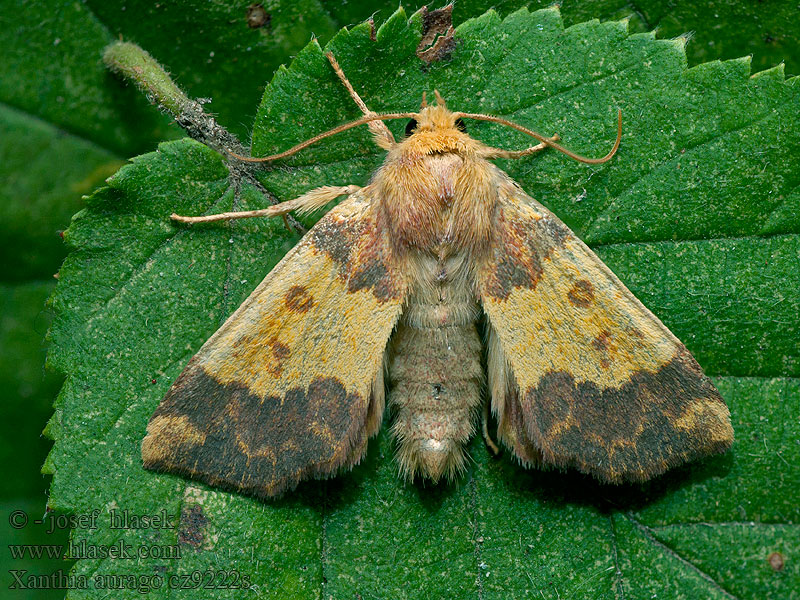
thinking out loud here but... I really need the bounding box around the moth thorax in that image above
[379,151,495,252]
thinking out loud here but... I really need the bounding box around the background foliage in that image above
[1,1,798,598]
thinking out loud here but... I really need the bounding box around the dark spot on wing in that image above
[487,254,542,300]
[285,285,314,313]
[482,198,575,301]
[271,341,290,367]
[567,279,595,308]
[592,331,612,353]
[483,206,545,300]
[348,260,388,295]
[592,330,614,369]
[309,215,359,265]
[229,330,291,377]
[308,208,403,303]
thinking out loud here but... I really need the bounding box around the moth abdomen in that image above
[387,295,483,482]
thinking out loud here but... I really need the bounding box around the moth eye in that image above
[405,119,418,137]
[454,118,467,132]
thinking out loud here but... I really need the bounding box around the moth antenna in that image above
[433,89,446,107]
[420,91,427,108]
[325,51,395,150]
[460,109,623,165]
[228,112,419,163]
[481,135,561,160]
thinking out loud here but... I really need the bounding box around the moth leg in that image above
[482,400,501,456]
[481,134,560,160]
[325,52,395,150]
[171,185,361,224]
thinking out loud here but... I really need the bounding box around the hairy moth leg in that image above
[171,185,361,224]
[482,399,501,456]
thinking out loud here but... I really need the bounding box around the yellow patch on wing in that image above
[203,252,397,396]
[142,191,406,497]
[141,415,207,462]
[506,235,675,387]
[479,181,733,483]
[200,190,404,397]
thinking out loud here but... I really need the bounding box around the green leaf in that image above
[47,7,798,599]
[2,0,792,281]
[0,281,63,497]
[630,0,800,78]
[0,106,124,281]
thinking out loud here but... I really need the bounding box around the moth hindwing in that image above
[142,51,733,497]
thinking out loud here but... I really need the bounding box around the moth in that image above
[141,52,734,498]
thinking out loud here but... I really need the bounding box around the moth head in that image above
[401,90,476,156]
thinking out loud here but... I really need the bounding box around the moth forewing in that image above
[142,52,732,498]
[477,180,733,483]
[142,191,408,498]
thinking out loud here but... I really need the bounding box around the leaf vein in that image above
[584,107,784,235]
[470,473,485,600]
[760,177,800,230]
[79,182,233,335]
[625,512,741,600]
[608,515,626,600]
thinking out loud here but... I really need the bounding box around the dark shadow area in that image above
[488,441,734,514]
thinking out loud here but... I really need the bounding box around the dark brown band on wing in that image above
[142,363,369,498]
[523,347,733,483]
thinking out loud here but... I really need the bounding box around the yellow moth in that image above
[141,52,733,498]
